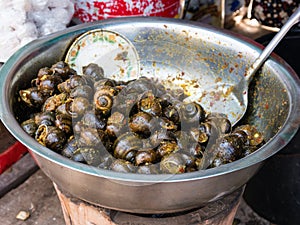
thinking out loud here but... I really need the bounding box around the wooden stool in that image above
[54,183,243,225]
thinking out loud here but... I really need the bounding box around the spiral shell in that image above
[189,126,209,144]
[19,87,47,108]
[138,92,162,117]
[61,136,79,158]
[110,159,136,173]
[55,113,73,134]
[42,92,68,112]
[126,77,157,95]
[211,133,246,167]
[162,104,180,124]
[135,148,157,166]
[94,86,116,113]
[129,111,152,137]
[81,110,107,131]
[149,129,174,148]
[37,74,63,95]
[106,111,127,138]
[78,127,102,147]
[76,147,103,166]
[34,111,56,126]
[94,78,117,90]
[113,132,143,163]
[234,124,264,146]
[37,67,51,79]
[66,97,91,118]
[82,63,104,81]
[157,140,179,158]
[206,113,232,134]
[160,153,186,174]
[50,61,76,79]
[21,118,38,137]
[155,117,177,132]
[137,164,160,174]
[57,75,89,93]
[70,84,93,99]
[35,124,67,152]
[180,102,206,126]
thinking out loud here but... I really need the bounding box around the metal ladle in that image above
[198,7,300,126]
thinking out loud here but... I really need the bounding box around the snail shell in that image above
[70,85,93,99]
[190,126,210,144]
[50,61,76,79]
[125,77,157,95]
[234,124,264,146]
[106,111,127,138]
[42,92,68,112]
[76,147,104,166]
[157,140,179,158]
[55,113,73,134]
[138,92,162,117]
[137,164,160,174]
[162,104,180,125]
[149,129,174,148]
[21,118,38,137]
[83,63,104,81]
[97,154,114,169]
[113,132,143,163]
[173,130,194,151]
[19,87,47,108]
[211,133,246,167]
[135,148,157,166]
[37,74,63,96]
[110,159,136,173]
[205,113,232,134]
[181,153,198,172]
[66,97,91,118]
[37,67,51,79]
[61,136,79,158]
[78,127,102,147]
[35,125,66,152]
[180,102,206,127]
[57,75,88,93]
[129,111,152,137]
[81,110,107,131]
[72,121,84,135]
[94,86,116,114]
[94,78,117,90]
[34,111,56,126]
[67,147,86,163]
[188,143,205,158]
[154,117,177,132]
[160,152,186,174]
[173,130,204,158]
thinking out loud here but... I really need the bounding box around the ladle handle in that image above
[245,7,300,84]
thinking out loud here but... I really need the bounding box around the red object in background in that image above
[73,0,181,23]
[0,142,28,174]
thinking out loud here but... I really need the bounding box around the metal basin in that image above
[0,17,299,213]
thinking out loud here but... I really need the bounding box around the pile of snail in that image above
[18,61,264,174]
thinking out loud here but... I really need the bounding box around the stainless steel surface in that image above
[197,7,300,126]
[0,17,299,213]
